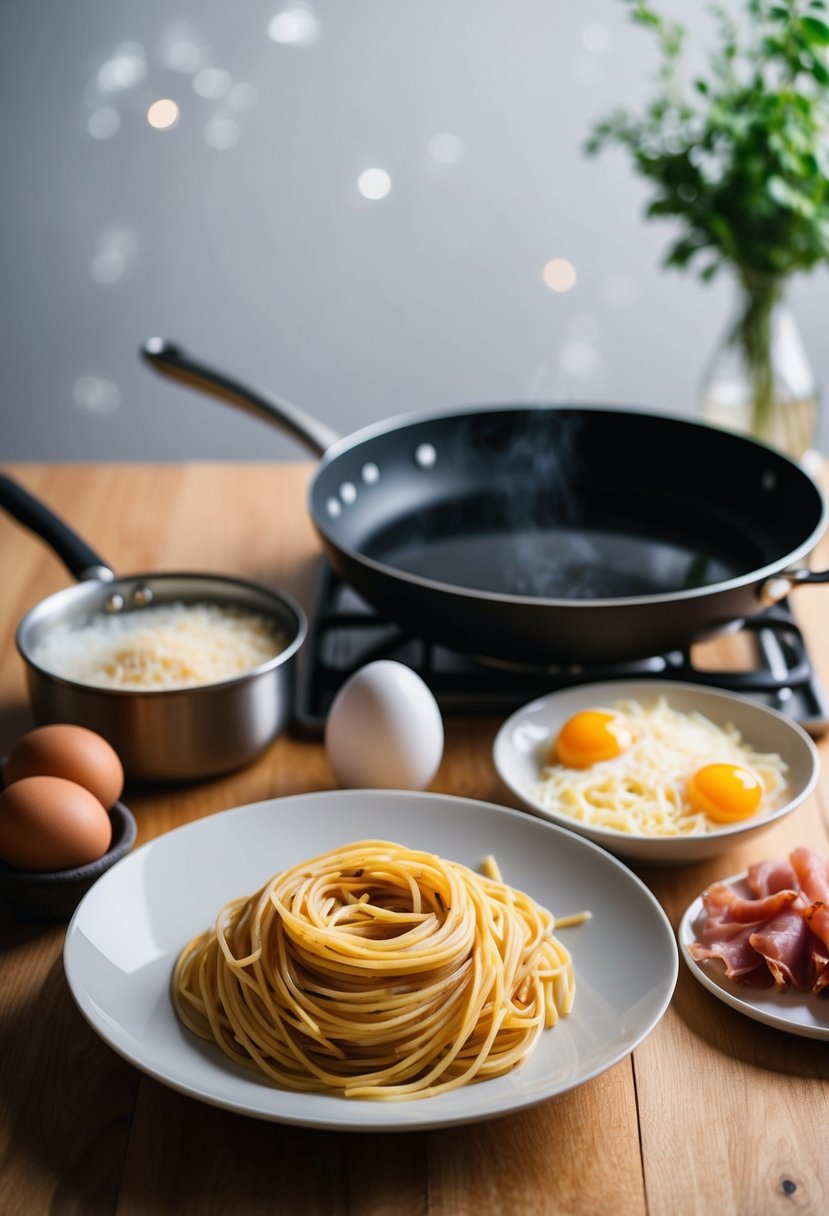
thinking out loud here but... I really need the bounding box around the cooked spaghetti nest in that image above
[531,697,788,837]
[172,840,584,1100]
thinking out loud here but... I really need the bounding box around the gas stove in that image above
[294,560,829,738]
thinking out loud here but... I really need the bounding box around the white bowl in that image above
[492,680,819,865]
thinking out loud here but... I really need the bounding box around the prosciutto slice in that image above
[747,858,798,897]
[702,882,799,924]
[689,847,829,995]
[749,907,827,992]
[689,908,775,986]
[791,847,829,960]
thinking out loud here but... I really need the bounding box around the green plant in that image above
[585,0,829,440]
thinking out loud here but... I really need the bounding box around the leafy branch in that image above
[585,0,829,286]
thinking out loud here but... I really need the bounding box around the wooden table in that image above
[1,462,828,1216]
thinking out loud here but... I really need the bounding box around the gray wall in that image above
[2,0,827,462]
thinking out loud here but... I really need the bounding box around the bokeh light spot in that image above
[87,108,121,140]
[72,376,122,416]
[427,132,464,164]
[97,43,147,93]
[89,229,138,285]
[147,99,180,129]
[159,24,209,73]
[581,23,614,54]
[357,168,392,200]
[268,5,321,47]
[193,68,232,99]
[543,258,577,293]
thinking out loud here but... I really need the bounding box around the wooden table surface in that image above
[1,462,828,1216]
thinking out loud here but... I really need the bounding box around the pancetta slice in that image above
[791,847,829,903]
[688,925,773,986]
[748,907,827,992]
[791,847,829,958]
[703,882,800,925]
[689,847,829,996]
[747,858,798,897]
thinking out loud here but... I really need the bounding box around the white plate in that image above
[679,874,829,1041]
[63,789,678,1131]
[493,680,819,864]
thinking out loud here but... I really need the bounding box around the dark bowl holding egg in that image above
[0,724,136,921]
[0,800,137,922]
[493,681,820,865]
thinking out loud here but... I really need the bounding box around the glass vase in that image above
[700,273,820,466]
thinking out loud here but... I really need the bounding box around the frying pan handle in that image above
[141,338,341,459]
[0,473,115,583]
[759,566,829,605]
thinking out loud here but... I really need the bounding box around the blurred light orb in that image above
[543,258,577,293]
[91,251,125,285]
[97,43,147,93]
[357,168,392,200]
[89,228,138,285]
[560,340,600,378]
[204,114,240,150]
[268,5,321,47]
[581,23,614,54]
[193,68,232,100]
[160,24,209,73]
[163,41,204,73]
[87,108,121,140]
[72,376,121,416]
[147,99,180,130]
[427,132,464,164]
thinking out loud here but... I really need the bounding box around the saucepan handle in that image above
[0,473,115,583]
[141,338,341,459]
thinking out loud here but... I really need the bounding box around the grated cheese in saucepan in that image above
[32,602,289,691]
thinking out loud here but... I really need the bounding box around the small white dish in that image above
[492,680,819,865]
[679,874,829,1040]
[63,788,678,1131]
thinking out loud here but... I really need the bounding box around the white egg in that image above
[324,660,444,790]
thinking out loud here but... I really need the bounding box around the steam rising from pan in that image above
[363,409,736,600]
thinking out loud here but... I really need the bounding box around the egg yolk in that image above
[553,710,634,769]
[686,763,763,823]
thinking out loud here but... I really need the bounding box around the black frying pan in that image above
[141,338,829,666]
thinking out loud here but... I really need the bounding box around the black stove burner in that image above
[294,561,829,738]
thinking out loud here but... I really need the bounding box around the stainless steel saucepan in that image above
[0,474,306,782]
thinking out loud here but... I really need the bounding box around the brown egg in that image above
[0,776,112,871]
[3,724,124,809]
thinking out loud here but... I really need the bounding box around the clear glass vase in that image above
[700,274,820,466]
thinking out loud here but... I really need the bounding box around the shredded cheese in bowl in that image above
[32,602,289,691]
[531,697,789,837]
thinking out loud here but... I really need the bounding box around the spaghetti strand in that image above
[172,839,583,1100]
